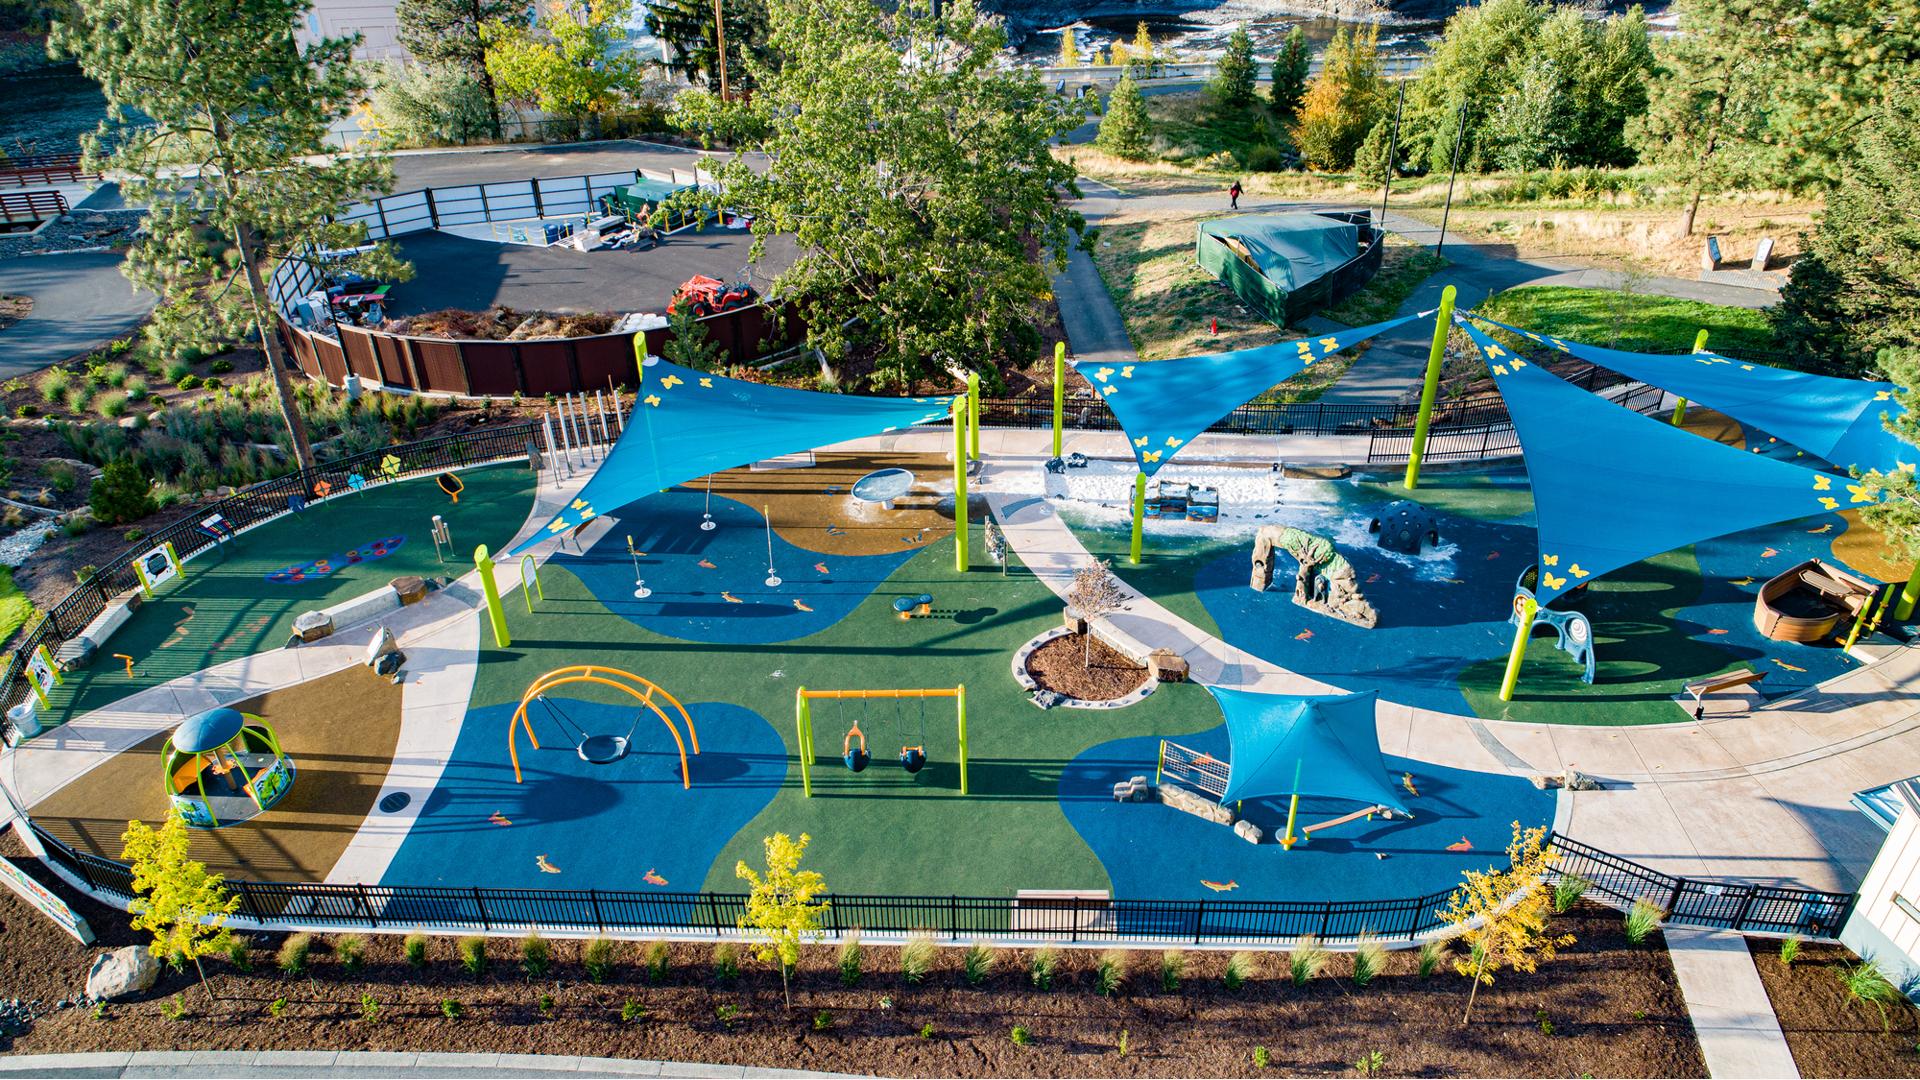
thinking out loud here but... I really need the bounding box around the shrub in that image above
[277,933,312,976]
[404,932,429,968]
[333,933,366,972]
[161,993,187,1020]
[621,999,645,1023]
[644,940,671,983]
[63,517,89,539]
[1838,960,1903,1031]
[225,936,253,972]
[267,997,286,1019]
[537,992,555,1016]
[65,384,94,413]
[1227,949,1259,991]
[813,1009,834,1031]
[901,931,936,984]
[1353,933,1386,987]
[123,527,144,542]
[124,376,149,402]
[1010,1024,1031,1046]
[1253,1045,1271,1069]
[88,459,156,525]
[919,1021,935,1039]
[1552,874,1591,914]
[1536,1008,1554,1035]
[96,392,128,419]
[1779,936,1801,967]
[963,942,996,987]
[715,1002,742,1028]
[163,360,192,384]
[837,930,863,987]
[1158,949,1185,992]
[584,938,617,984]
[441,998,462,1019]
[1417,938,1447,978]
[1030,946,1059,990]
[1624,899,1665,945]
[712,942,739,983]
[1287,938,1326,986]
[209,358,234,374]
[45,460,76,493]
[1245,143,1287,172]
[520,932,550,977]
[102,362,128,388]
[1092,949,1128,997]
[176,374,201,391]
[37,368,69,403]
[359,992,381,1023]
[457,934,487,976]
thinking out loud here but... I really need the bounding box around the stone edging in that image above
[1010,624,1155,710]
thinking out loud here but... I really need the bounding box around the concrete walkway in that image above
[0,251,154,375]
[0,1050,859,1078]
[1666,928,1801,1078]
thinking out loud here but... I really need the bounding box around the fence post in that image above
[1666,878,1687,918]
[1729,885,1757,932]
[474,886,490,930]
[356,883,378,928]
[532,177,545,219]
[709,894,726,937]
[1193,900,1205,944]
[949,895,958,941]
[1071,895,1080,944]
[239,881,263,923]
[424,187,439,228]
[590,888,604,932]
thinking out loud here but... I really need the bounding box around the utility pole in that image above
[1436,103,1467,257]
[1378,82,1404,230]
[713,0,729,101]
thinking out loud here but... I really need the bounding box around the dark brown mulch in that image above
[1027,632,1149,701]
[0,879,1707,1077]
[1748,939,1920,1078]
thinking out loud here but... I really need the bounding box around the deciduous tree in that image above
[736,832,829,1007]
[1290,24,1386,171]
[52,0,405,469]
[1437,821,1573,1025]
[673,0,1087,389]
[1065,558,1128,667]
[485,0,643,131]
[121,808,240,1001]
[395,0,526,139]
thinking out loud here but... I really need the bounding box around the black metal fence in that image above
[26,820,1850,944]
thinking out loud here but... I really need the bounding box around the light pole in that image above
[1436,103,1467,257]
[1378,83,1404,228]
[713,0,729,102]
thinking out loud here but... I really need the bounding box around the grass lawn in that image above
[1323,235,1447,326]
[1476,285,1779,356]
[1139,91,1292,170]
[0,566,36,650]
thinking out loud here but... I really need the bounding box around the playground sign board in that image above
[0,829,94,943]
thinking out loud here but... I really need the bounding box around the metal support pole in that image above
[1051,341,1065,459]
[595,390,610,445]
[1378,84,1404,226]
[1672,328,1708,426]
[794,687,813,798]
[1498,596,1536,702]
[1404,284,1457,490]
[1436,104,1468,257]
[555,404,576,470]
[956,684,969,795]
[952,400,969,572]
[1897,562,1920,622]
[966,372,981,461]
[543,414,566,481]
[475,544,510,648]
[1129,471,1146,565]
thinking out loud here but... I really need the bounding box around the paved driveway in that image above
[0,251,153,375]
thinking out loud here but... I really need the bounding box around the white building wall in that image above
[1843,799,1920,994]
[298,0,409,62]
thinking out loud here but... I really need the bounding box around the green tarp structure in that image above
[1196,213,1362,324]
[601,178,686,218]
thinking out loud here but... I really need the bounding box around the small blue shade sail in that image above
[1203,686,1408,813]
[1466,313,1913,476]
[1456,318,1874,604]
[171,708,249,754]
[1072,312,1425,477]
[509,353,955,555]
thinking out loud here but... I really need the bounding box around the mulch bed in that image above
[1027,632,1150,701]
[0,889,1706,1076]
[1747,939,1920,1078]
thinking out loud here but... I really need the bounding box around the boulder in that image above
[1233,819,1264,845]
[1562,770,1600,791]
[291,610,334,643]
[85,947,158,1002]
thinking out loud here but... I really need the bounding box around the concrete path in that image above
[0,1050,859,1078]
[0,251,153,375]
[1666,928,1801,1079]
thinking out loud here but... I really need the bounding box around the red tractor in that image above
[667,275,757,319]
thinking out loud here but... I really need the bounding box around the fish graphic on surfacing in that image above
[1200,879,1238,893]
[535,855,563,874]
[793,599,814,612]
[1402,773,1419,798]
[1446,837,1473,852]
[721,591,743,604]
[488,811,512,826]
[644,868,668,886]
[814,562,830,574]
[697,559,717,569]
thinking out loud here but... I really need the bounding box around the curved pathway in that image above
[0,251,153,376]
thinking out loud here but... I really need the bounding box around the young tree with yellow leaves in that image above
[121,808,241,1001]
[1436,821,1573,1025]
[736,832,831,1007]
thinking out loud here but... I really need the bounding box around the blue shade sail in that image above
[509,353,955,555]
[1072,312,1426,477]
[1467,313,1913,475]
[1203,686,1408,813]
[1456,318,1874,604]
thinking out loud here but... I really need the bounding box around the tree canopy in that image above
[1291,25,1386,171]
[1211,25,1257,109]
[484,0,643,125]
[673,0,1087,390]
[645,0,772,94]
[1270,26,1311,117]
[395,0,525,138]
[1097,71,1152,160]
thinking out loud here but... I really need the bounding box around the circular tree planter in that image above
[1012,626,1155,710]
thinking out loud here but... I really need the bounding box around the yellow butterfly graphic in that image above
[1542,572,1567,591]
[1812,475,1831,491]
[660,374,683,389]
[1568,564,1589,579]
[644,394,662,407]
[1542,554,1560,566]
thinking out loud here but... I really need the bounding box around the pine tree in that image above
[736,832,830,1007]
[395,0,525,139]
[661,301,724,371]
[1097,70,1152,160]
[121,808,241,1001]
[1211,24,1257,108]
[646,0,772,94]
[51,0,406,469]
[1437,822,1573,1025]
[1270,26,1311,117]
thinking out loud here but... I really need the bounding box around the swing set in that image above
[794,686,969,797]
[509,666,699,786]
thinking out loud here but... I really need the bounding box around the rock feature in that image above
[1249,525,1379,628]
[1233,819,1264,845]
[85,946,158,1002]
[1159,782,1236,826]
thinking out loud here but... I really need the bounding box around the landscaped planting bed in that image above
[1748,939,1920,1078]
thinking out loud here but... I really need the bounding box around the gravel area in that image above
[0,210,143,260]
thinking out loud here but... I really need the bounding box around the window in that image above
[1892,892,1920,924]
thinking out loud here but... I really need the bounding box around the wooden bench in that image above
[1684,668,1767,719]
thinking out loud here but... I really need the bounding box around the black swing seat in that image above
[577,734,630,765]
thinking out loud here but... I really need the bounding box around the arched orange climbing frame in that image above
[508,666,699,786]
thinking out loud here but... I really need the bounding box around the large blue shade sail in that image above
[1073,312,1426,477]
[1457,318,1874,604]
[1204,686,1408,813]
[509,353,954,555]
[1468,313,1913,475]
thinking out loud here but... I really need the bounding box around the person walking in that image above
[1229,179,1243,209]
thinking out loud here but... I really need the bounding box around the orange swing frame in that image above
[508,665,699,786]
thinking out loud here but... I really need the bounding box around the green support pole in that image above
[953,400,969,573]
[967,372,981,461]
[1672,328,1709,426]
[1051,342,1065,460]
[1129,471,1146,565]
[955,684,969,795]
[1897,563,1920,622]
[794,688,813,798]
[1498,595,1537,702]
[1404,285,1458,490]
[475,544,510,648]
